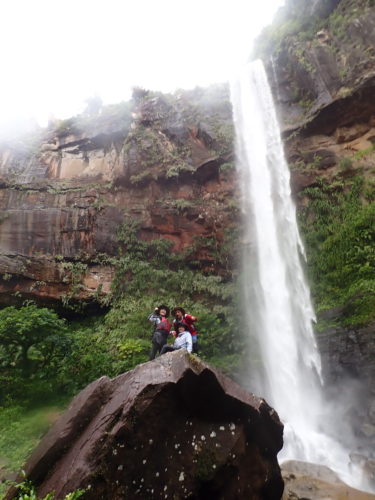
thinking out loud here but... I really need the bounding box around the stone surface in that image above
[259,0,375,134]
[5,350,284,500]
[282,460,375,500]
[317,321,375,458]
[0,85,238,306]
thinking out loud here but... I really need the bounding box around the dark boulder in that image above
[5,350,284,500]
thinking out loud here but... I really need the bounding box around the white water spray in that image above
[231,61,363,488]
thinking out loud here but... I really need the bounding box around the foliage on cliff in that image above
[299,174,375,327]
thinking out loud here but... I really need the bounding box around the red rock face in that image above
[5,351,284,500]
[0,87,238,306]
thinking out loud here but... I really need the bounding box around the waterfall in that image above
[230,61,363,488]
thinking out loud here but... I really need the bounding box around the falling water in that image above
[230,61,363,488]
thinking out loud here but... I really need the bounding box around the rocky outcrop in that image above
[255,0,375,198]
[5,350,284,500]
[255,0,375,483]
[282,460,375,499]
[317,318,375,481]
[0,86,237,307]
[257,0,375,133]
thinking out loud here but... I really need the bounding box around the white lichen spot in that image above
[149,439,153,444]
[219,426,225,431]
[231,432,235,435]
[151,489,154,494]
[212,464,216,469]
[178,451,182,454]
[141,478,144,483]
[164,485,168,491]
[175,443,180,449]
[155,472,160,477]
[232,454,236,459]
[117,465,123,471]
[210,431,216,438]
[165,467,168,472]
[87,485,92,490]
[179,472,185,482]
[142,459,147,464]
[200,435,206,441]
[112,449,118,455]
[229,423,236,430]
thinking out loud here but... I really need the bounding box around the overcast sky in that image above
[0,0,284,128]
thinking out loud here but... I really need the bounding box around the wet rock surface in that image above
[317,321,375,470]
[5,351,284,500]
[282,460,375,500]
[0,86,237,306]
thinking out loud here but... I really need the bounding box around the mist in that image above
[0,0,284,130]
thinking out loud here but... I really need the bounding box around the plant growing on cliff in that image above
[299,176,375,326]
[89,219,243,376]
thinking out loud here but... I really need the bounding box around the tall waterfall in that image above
[230,61,361,487]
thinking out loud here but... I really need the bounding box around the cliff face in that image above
[258,0,375,194]
[256,0,375,469]
[0,87,237,308]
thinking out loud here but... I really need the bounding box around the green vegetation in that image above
[0,405,68,491]
[0,304,68,379]
[55,100,134,139]
[5,473,84,499]
[0,216,241,483]
[299,175,375,327]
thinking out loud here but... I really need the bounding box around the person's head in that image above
[176,322,186,334]
[172,307,185,320]
[158,304,170,317]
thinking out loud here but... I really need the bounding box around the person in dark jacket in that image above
[172,307,199,354]
[148,304,171,360]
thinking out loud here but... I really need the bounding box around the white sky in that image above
[0,0,284,128]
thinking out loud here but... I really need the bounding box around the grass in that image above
[0,401,68,496]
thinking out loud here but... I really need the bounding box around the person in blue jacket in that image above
[160,322,192,355]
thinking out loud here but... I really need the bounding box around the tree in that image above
[83,95,103,116]
[0,304,69,377]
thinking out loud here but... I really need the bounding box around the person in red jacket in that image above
[172,307,199,354]
[148,304,171,360]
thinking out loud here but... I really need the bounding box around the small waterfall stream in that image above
[230,61,362,488]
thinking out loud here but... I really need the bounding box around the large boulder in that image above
[6,350,283,500]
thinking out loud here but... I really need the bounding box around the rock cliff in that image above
[5,351,284,500]
[255,0,375,480]
[0,87,237,309]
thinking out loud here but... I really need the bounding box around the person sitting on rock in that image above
[160,322,192,355]
[172,307,199,354]
[148,305,171,360]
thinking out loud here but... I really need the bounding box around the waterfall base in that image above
[282,460,375,499]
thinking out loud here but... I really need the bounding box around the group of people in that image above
[148,305,199,360]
